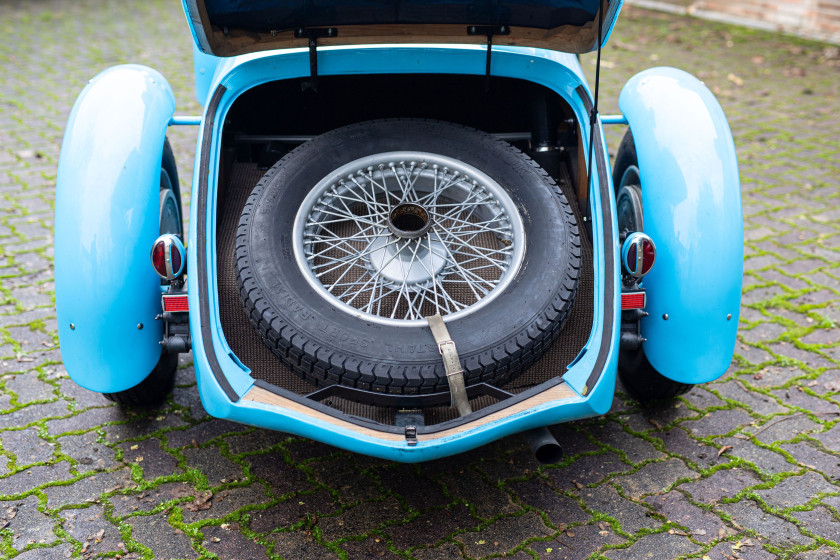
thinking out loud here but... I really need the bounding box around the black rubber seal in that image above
[577,84,616,394]
[196,84,239,402]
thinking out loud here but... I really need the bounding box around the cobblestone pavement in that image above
[0,1,838,559]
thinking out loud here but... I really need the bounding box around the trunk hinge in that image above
[294,27,338,93]
[467,25,510,92]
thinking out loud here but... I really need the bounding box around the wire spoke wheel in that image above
[294,152,525,326]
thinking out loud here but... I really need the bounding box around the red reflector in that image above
[152,241,167,277]
[621,292,646,310]
[642,241,655,275]
[162,295,189,313]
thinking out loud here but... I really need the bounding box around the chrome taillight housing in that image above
[621,232,656,279]
[150,234,186,281]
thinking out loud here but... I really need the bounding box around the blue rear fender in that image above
[55,65,176,393]
[618,67,743,385]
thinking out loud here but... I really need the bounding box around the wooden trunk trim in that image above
[242,383,577,443]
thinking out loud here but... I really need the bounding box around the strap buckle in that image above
[437,340,464,377]
[437,339,455,354]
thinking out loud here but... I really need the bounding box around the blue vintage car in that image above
[54,0,742,463]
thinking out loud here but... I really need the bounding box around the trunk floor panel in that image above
[216,161,593,425]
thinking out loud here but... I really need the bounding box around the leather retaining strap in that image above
[426,314,473,417]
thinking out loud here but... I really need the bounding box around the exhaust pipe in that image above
[523,427,563,464]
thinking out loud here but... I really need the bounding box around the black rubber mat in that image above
[215,161,594,425]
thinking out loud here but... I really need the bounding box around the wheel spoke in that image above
[430,211,507,235]
[391,239,421,319]
[308,213,383,229]
[443,242,512,262]
[330,184,385,209]
[339,272,377,303]
[311,236,401,269]
[303,224,385,246]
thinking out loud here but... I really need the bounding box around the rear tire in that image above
[616,343,692,402]
[613,130,692,403]
[103,352,178,406]
[103,139,180,406]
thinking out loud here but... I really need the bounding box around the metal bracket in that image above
[404,425,418,447]
[156,284,191,353]
[294,27,338,93]
[303,381,511,408]
[467,25,510,92]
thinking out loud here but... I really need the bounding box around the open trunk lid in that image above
[183,0,622,57]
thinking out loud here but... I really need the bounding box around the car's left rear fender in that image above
[55,65,175,393]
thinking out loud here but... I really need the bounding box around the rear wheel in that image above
[104,139,181,406]
[613,130,692,402]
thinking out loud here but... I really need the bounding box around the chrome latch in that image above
[404,425,418,447]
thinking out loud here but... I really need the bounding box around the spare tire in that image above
[235,119,580,394]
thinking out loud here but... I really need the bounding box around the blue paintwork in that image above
[600,114,628,125]
[619,67,742,385]
[170,116,202,126]
[600,0,625,47]
[182,45,619,460]
[55,65,176,393]
[561,106,621,398]
[192,44,221,106]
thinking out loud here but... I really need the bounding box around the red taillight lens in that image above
[642,240,655,275]
[152,241,167,277]
[171,246,182,275]
[627,244,637,269]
